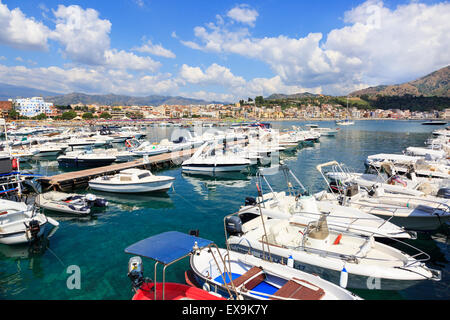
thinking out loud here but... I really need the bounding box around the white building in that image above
[14,97,54,117]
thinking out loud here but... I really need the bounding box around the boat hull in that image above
[0,222,48,245]
[58,158,116,168]
[88,180,174,193]
[228,243,431,291]
[182,164,249,172]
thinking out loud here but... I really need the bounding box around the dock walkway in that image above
[38,148,197,192]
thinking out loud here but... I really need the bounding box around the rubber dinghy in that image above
[36,192,108,216]
[188,247,361,300]
[225,214,441,290]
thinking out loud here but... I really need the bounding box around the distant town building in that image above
[0,101,12,117]
[13,97,55,117]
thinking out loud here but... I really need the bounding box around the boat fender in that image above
[11,158,18,170]
[340,266,348,288]
[287,255,294,268]
[202,282,211,292]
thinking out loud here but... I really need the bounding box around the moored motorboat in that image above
[189,247,361,300]
[57,150,117,168]
[88,168,175,193]
[182,142,251,173]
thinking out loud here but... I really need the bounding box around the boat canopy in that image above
[124,231,213,265]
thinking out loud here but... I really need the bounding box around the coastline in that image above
[5,117,445,127]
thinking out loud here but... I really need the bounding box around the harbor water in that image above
[0,120,448,300]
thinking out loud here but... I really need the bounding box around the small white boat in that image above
[0,199,59,245]
[88,168,175,193]
[305,124,339,137]
[189,247,361,300]
[36,192,108,216]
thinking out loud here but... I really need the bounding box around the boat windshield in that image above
[138,173,151,179]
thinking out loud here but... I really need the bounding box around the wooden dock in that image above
[38,139,248,192]
[38,148,198,192]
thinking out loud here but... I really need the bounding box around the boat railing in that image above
[288,220,431,267]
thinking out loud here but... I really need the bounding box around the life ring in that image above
[125,141,131,148]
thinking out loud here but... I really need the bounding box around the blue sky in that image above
[0,0,448,102]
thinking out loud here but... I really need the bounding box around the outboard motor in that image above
[437,188,450,199]
[28,220,41,240]
[128,256,145,290]
[86,194,108,207]
[225,216,243,236]
[244,197,257,206]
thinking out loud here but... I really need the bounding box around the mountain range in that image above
[349,65,449,98]
[1,65,448,106]
[0,84,225,106]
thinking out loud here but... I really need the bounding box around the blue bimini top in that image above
[124,231,213,265]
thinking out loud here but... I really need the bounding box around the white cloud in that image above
[134,0,145,8]
[104,49,161,72]
[179,63,246,87]
[226,4,259,27]
[0,63,177,96]
[183,1,450,95]
[0,1,51,50]
[134,40,176,58]
[50,5,112,66]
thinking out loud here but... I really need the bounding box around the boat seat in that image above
[227,266,265,291]
[271,278,325,300]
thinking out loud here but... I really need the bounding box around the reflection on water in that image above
[90,190,175,211]
[182,171,252,200]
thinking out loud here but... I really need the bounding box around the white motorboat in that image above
[239,165,415,239]
[182,142,251,173]
[189,247,361,300]
[305,124,339,137]
[336,119,354,126]
[0,199,59,245]
[323,161,449,198]
[30,142,66,157]
[316,185,450,231]
[225,214,441,290]
[88,168,175,193]
[126,139,169,156]
[365,153,450,179]
[36,192,108,216]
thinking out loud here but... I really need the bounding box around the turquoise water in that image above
[0,120,449,300]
